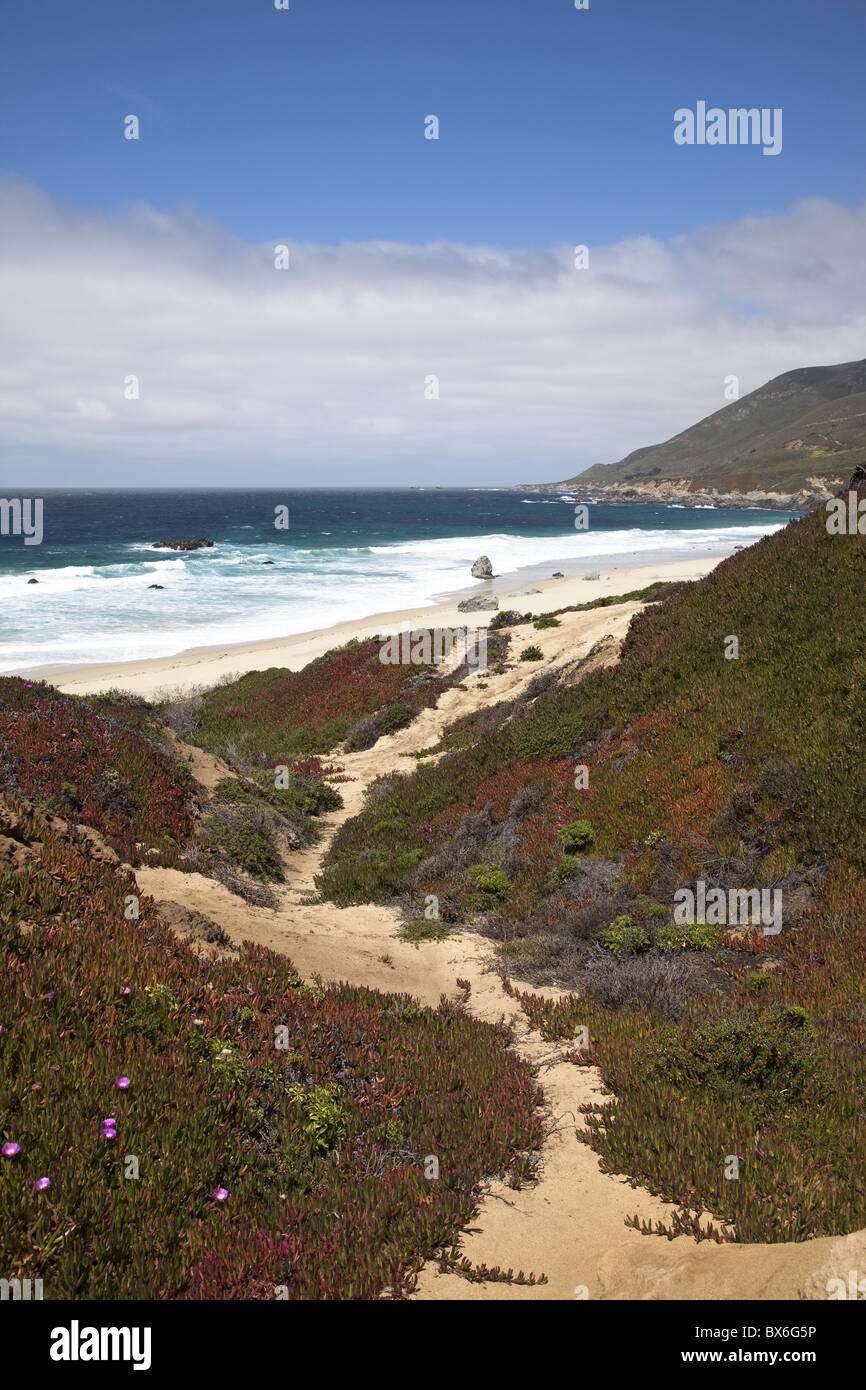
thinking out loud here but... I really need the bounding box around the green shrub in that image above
[345,701,418,751]
[374,819,403,836]
[379,702,416,735]
[519,645,544,662]
[210,819,284,882]
[489,610,523,630]
[633,894,669,917]
[216,774,341,819]
[467,863,512,902]
[205,1036,246,1088]
[288,1083,348,1152]
[557,819,595,853]
[119,981,180,1051]
[396,849,423,870]
[303,781,342,814]
[648,1007,824,1120]
[401,916,451,943]
[533,616,561,630]
[547,852,585,888]
[655,921,717,951]
[600,915,650,954]
[215,778,259,805]
[744,970,773,992]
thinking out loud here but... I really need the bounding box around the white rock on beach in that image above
[457,594,499,612]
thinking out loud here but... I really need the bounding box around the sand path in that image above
[134,602,866,1300]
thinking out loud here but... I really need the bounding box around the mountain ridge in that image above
[516,356,866,508]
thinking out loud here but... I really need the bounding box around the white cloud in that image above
[1,179,865,485]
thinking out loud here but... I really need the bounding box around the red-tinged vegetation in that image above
[187,632,505,764]
[189,640,435,762]
[0,795,543,1298]
[317,472,866,1243]
[0,677,195,864]
[501,868,866,1243]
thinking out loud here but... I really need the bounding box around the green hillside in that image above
[521,357,866,503]
[319,468,866,1242]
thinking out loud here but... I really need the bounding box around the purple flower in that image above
[35,1177,51,1192]
[213,1187,228,1203]
[122,987,131,997]
[2,1142,20,1158]
[103,1129,117,1140]
[115,1077,131,1090]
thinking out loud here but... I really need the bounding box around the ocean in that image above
[0,488,790,671]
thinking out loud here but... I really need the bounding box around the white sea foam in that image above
[0,520,783,671]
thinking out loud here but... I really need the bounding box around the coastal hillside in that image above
[0,682,544,1298]
[320,469,866,1245]
[5,511,866,1296]
[517,357,866,508]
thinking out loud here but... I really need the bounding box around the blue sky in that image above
[2,0,863,247]
[1,0,865,485]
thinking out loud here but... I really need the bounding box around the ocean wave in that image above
[0,558,191,596]
[368,525,779,568]
[0,516,784,671]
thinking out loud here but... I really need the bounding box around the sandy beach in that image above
[41,554,724,700]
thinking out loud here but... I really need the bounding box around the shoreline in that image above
[32,551,730,700]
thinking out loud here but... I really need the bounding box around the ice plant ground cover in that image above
[0,795,543,1298]
[318,471,866,1244]
[0,680,196,865]
[183,633,505,765]
[0,682,341,895]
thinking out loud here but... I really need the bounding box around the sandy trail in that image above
[134,601,865,1301]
